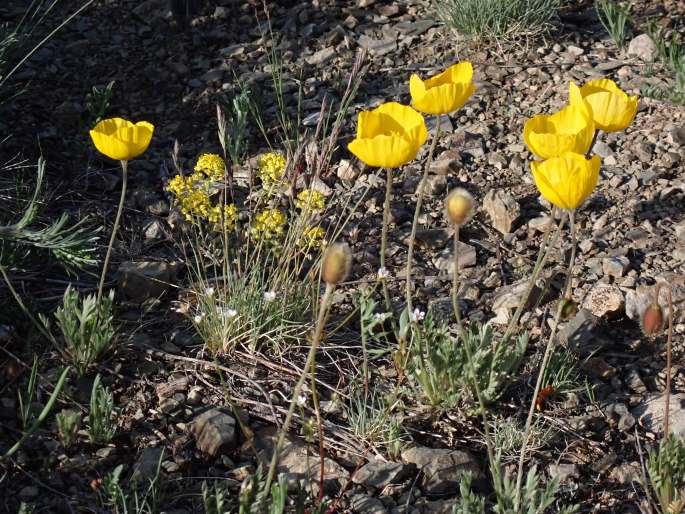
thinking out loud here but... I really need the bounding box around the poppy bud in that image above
[642,302,664,335]
[322,243,351,285]
[445,188,475,227]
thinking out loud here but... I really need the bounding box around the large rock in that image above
[117,261,180,300]
[433,242,477,271]
[628,34,658,62]
[252,426,348,494]
[582,284,624,318]
[191,408,237,457]
[557,309,601,356]
[401,446,481,495]
[352,459,411,489]
[632,393,685,437]
[483,189,520,234]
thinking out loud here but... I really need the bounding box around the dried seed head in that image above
[445,188,475,227]
[642,303,664,335]
[322,243,351,285]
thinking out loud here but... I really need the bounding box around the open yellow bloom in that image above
[90,118,154,161]
[569,79,637,132]
[531,152,601,211]
[348,102,427,168]
[524,104,595,160]
[409,62,476,115]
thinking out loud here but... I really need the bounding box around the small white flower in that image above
[377,267,390,280]
[296,394,307,407]
[205,286,215,298]
[226,308,238,319]
[409,308,425,323]
[264,291,277,302]
[193,313,205,323]
[374,312,390,322]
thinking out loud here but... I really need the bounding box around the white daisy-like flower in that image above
[205,286,215,298]
[409,308,425,323]
[263,291,277,302]
[377,267,390,280]
[226,308,238,319]
[193,313,205,323]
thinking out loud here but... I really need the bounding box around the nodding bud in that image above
[560,298,578,320]
[642,302,664,335]
[445,188,475,227]
[322,243,351,285]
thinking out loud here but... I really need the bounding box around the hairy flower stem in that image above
[654,282,674,437]
[97,160,128,304]
[501,208,566,346]
[451,227,466,338]
[263,283,335,500]
[515,209,576,508]
[380,167,393,312]
[450,256,505,512]
[405,115,442,318]
[310,350,326,502]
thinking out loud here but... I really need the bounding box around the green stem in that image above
[406,115,442,318]
[380,167,393,313]
[263,283,335,498]
[97,160,128,303]
[514,209,576,508]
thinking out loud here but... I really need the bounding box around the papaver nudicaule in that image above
[569,79,637,132]
[348,102,427,168]
[523,104,595,160]
[531,152,600,211]
[90,118,154,161]
[409,62,476,115]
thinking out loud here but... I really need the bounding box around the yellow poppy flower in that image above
[569,79,637,132]
[523,104,595,160]
[348,102,427,168]
[409,62,476,115]
[531,152,601,210]
[90,118,154,161]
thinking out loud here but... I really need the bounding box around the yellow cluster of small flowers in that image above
[251,209,287,240]
[295,189,325,212]
[194,153,226,181]
[167,158,236,229]
[298,226,325,250]
[207,203,237,228]
[167,174,212,220]
[257,152,286,185]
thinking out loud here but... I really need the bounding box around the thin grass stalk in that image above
[515,209,575,508]
[97,160,127,303]
[0,264,57,346]
[262,282,335,498]
[501,207,565,346]
[405,115,442,317]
